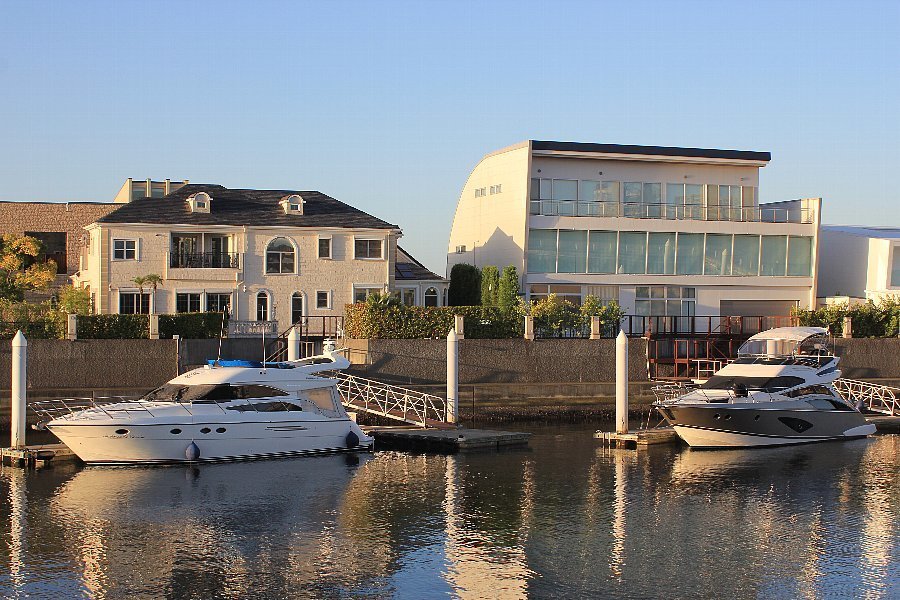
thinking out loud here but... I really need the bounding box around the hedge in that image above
[793,299,900,337]
[159,312,228,339]
[345,304,524,339]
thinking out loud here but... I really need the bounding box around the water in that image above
[1,425,898,599]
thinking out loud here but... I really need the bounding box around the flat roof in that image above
[822,225,900,239]
[531,140,771,162]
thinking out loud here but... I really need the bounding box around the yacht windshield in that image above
[702,375,805,393]
[140,384,288,403]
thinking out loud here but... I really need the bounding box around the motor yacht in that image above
[654,326,876,448]
[35,347,374,464]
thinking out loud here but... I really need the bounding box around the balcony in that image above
[529,200,816,224]
[170,252,240,269]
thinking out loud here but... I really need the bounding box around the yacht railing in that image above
[329,371,448,427]
[833,378,900,416]
[30,396,176,422]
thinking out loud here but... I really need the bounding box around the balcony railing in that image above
[170,252,240,269]
[529,200,815,224]
[227,320,278,337]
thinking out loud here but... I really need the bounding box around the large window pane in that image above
[787,236,813,276]
[732,235,760,276]
[580,180,603,202]
[647,232,676,275]
[539,179,552,200]
[552,180,578,201]
[705,184,719,220]
[644,183,661,218]
[617,232,646,274]
[676,233,704,275]
[665,184,683,219]
[760,235,788,276]
[530,178,540,200]
[557,230,587,273]
[623,182,642,217]
[685,184,703,220]
[705,234,732,275]
[527,229,558,273]
[588,231,617,274]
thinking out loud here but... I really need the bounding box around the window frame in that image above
[317,235,332,259]
[175,292,202,314]
[112,238,138,261]
[315,290,332,310]
[265,237,297,275]
[118,290,150,314]
[353,237,384,260]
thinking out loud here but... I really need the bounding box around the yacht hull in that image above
[662,406,875,449]
[48,419,373,464]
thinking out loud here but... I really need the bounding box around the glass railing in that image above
[529,200,815,224]
[170,252,240,269]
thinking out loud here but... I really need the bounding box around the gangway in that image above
[834,378,900,416]
[329,371,449,428]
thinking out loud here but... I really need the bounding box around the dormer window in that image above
[280,194,304,215]
[187,192,212,213]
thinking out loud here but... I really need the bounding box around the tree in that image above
[480,265,499,306]
[365,291,400,309]
[57,285,92,315]
[497,265,520,311]
[448,263,481,306]
[0,234,57,301]
[144,274,163,313]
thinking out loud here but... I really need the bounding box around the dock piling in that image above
[287,326,300,361]
[447,328,459,424]
[615,329,628,435]
[11,331,27,449]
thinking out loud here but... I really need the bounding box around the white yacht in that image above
[654,327,876,448]
[36,348,373,464]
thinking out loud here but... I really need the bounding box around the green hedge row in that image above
[793,299,900,337]
[345,304,524,339]
[1,308,228,339]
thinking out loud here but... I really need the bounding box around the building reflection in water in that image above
[0,430,897,598]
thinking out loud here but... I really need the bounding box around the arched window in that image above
[266,237,295,274]
[424,287,439,307]
[256,292,269,321]
[291,292,304,324]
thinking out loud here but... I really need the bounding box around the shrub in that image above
[76,314,149,339]
[57,285,93,316]
[0,299,65,339]
[344,303,524,339]
[160,312,228,339]
[497,265,520,311]
[530,294,581,336]
[448,263,481,306]
[480,265,499,306]
[792,298,900,337]
[580,297,626,334]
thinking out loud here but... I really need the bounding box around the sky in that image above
[1,0,899,272]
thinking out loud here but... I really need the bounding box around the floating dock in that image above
[594,428,680,449]
[1,443,78,468]
[366,426,531,452]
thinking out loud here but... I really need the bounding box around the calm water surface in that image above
[1,424,898,599]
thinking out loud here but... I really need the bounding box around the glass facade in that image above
[893,246,900,287]
[527,229,813,277]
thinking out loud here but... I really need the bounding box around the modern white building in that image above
[817,225,900,304]
[448,140,821,320]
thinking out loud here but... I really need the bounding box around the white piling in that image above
[11,331,27,449]
[149,314,160,340]
[287,326,301,361]
[590,316,601,340]
[66,314,77,341]
[454,314,465,340]
[615,329,628,435]
[447,328,459,424]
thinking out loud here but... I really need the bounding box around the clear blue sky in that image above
[1,0,898,272]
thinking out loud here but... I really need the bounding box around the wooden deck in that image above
[1,443,78,468]
[594,428,681,449]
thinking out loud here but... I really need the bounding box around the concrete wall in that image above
[346,338,649,385]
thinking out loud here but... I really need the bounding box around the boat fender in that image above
[185,441,201,461]
[345,431,360,448]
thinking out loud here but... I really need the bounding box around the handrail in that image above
[833,378,900,416]
[170,251,240,269]
[327,371,447,427]
[528,199,816,224]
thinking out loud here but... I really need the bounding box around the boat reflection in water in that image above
[2,427,898,598]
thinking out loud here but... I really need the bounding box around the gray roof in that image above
[531,140,771,162]
[98,184,399,230]
[395,246,445,281]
